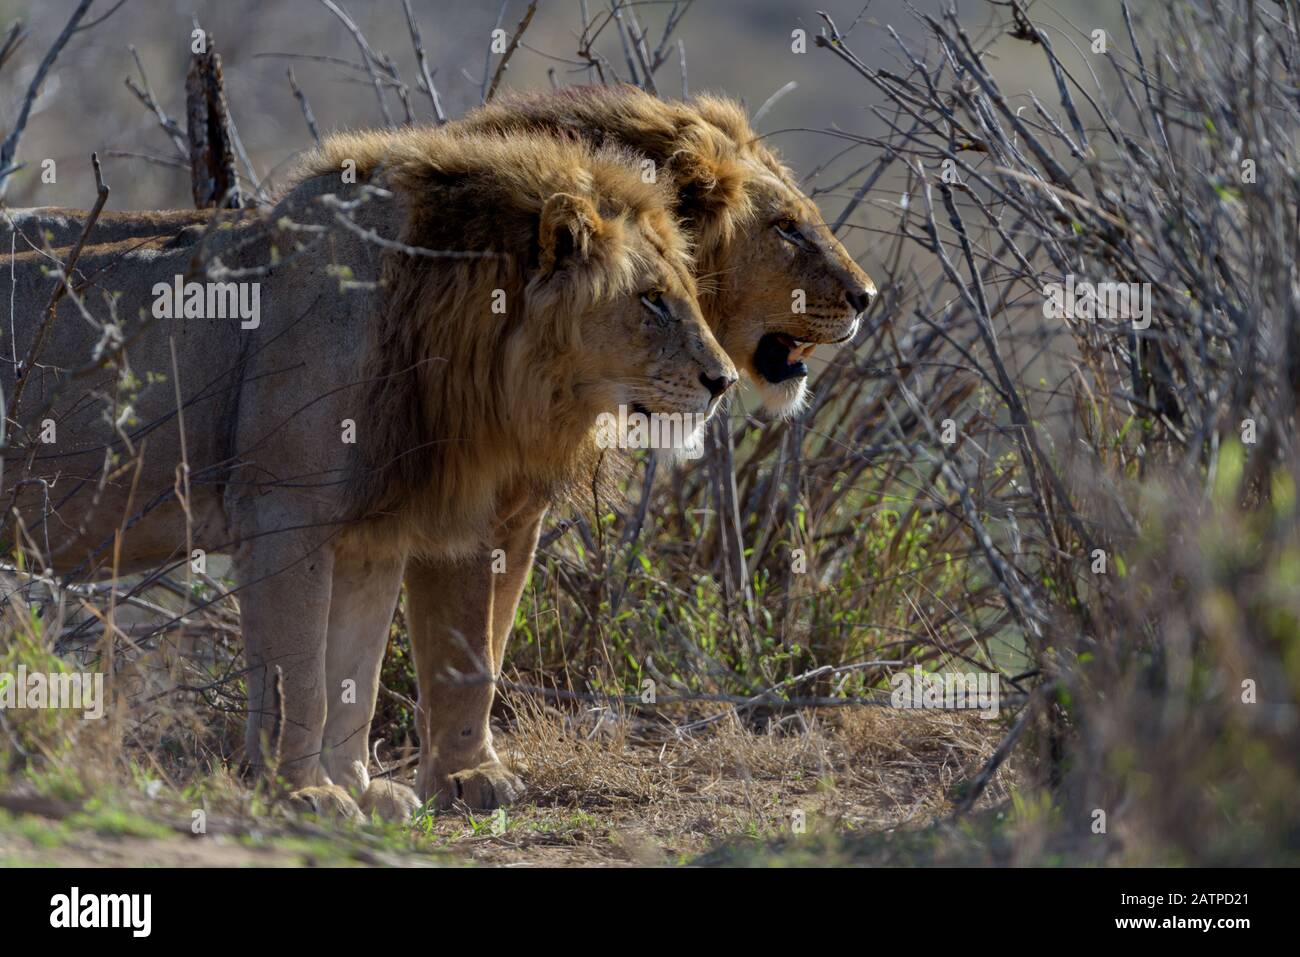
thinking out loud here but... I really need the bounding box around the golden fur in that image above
[292,128,725,559]
[458,85,876,414]
[403,88,879,811]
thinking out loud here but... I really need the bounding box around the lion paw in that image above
[287,784,364,823]
[358,779,423,822]
[440,760,524,811]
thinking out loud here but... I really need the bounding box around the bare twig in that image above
[677,38,687,98]
[952,682,1053,816]
[607,0,641,87]
[0,0,95,197]
[752,80,798,125]
[316,0,394,126]
[287,68,322,146]
[401,0,446,124]
[485,0,539,103]
[8,153,109,426]
[124,45,189,160]
[623,4,657,95]
[0,21,26,74]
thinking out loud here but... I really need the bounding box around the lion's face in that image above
[714,166,876,417]
[580,217,737,428]
[531,194,737,447]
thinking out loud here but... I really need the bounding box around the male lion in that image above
[6,85,875,813]
[1,127,735,820]
[398,86,878,809]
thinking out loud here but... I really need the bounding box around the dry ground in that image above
[0,699,1011,867]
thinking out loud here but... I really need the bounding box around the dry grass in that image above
[395,691,1013,865]
[1,614,1010,866]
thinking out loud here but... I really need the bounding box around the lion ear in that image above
[666,147,747,228]
[538,192,602,273]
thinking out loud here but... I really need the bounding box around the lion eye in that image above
[775,218,808,247]
[640,291,674,321]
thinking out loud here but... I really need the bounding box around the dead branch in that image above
[7,153,109,428]
[286,68,322,146]
[316,0,394,126]
[402,0,446,123]
[124,45,189,160]
[0,0,95,198]
[485,0,540,103]
[186,31,243,209]
[0,21,26,74]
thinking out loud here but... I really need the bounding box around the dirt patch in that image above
[0,701,1012,868]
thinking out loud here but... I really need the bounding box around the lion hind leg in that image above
[233,527,334,790]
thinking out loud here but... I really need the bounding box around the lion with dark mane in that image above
[403,85,877,808]
[2,125,734,819]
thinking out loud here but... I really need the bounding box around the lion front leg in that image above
[407,549,522,810]
[320,552,420,821]
[488,504,548,676]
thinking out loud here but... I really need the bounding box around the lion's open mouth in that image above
[754,333,817,384]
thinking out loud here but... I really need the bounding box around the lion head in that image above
[297,128,735,554]
[460,85,877,417]
[25,87,874,420]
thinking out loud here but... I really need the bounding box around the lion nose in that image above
[846,286,874,313]
[700,371,737,400]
